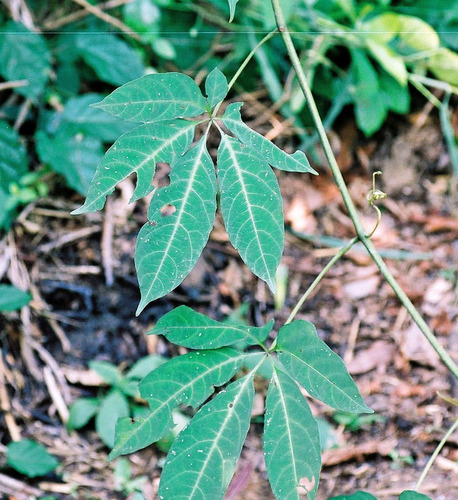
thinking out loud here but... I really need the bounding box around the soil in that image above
[0,96,457,500]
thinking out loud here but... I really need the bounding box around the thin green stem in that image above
[270,0,458,379]
[415,418,458,491]
[212,29,278,118]
[285,237,358,325]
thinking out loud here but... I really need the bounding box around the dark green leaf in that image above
[96,390,130,448]
[60,93,134,142]
[149,305,274,348]
[217,134,283,293]
[399,491,432,500]
[158,374,254,499]
[264,368,321,500]
[0,285,31,311]
[108,348,246,460]
[0,21,50,99]
[74,32,143,86]
[205,68,228,108]
[379,72,410,115]
[67,397,99,430]
[329,492,378,500]
[6,439,59,478]
[89,360,122,386]
[72,120,196,214]
[276,320,372,413]
[94,73,207,123]
[221,103,316,173]
[136,137,216,313]
[36,128,104,196]
[0,120,28,187]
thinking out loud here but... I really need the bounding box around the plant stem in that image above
[415,418,458,491]
[270,0,458,379]
[285,237,358,325]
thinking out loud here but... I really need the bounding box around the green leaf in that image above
[0,21,50,99]
[399,491,432,500]
[329,492,378,500]
[60,93,134,142]
[6,439,59,478]
[379,71,410,115]
[125,354,167,380]
[136,137,217,313]
[228,0,239,22]
[74,32,143,86]
[0,120,28,187]
[397,15,440,52]
[108,348,246,460]
[264,368,321,500]
[149,305,274,348]
[217,134,284,293]
[276,320,372,414]
[158,373,254,499]
[205,68,228,108]
[96,390,130,448]
[428,48,458,86]
[350,49,387,136]
[221,103,316,173]
[67,397,99,430]
[89,360,122,386]
[365,38,407,85]
[94,73,207,123]
[0,285,31,311]
[72,119,197,214]
[35,128,104,196]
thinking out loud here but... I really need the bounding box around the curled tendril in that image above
[366,171,387,237]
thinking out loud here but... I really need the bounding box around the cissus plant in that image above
[73,66,373,499]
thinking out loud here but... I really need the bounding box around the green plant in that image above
[113,457,147,500]
[5,439,59,478]
[0,284,31,312]
[67,355,165,448]
[69,0,458,496]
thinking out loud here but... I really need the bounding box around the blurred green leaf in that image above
[96,390,130,447]
[399,491,432,500]
[67,397,99,430]
[428,48,458,86]
[329,492,377,500]
[0,285,31,311]
[125,354,167,380]
[0,120,28,187]
[0,21,50,99]
[6,439,59,478]
[89,360,123,386]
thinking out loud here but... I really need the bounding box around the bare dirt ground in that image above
[1,94,457,499]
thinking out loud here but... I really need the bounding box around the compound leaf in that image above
[94,72,207,123]
[264,368,321,500]
[0,121,28,187]
[221,103,316,173]
[217,134,283,293]
[227,0,239,22]
[149,305,274,348]
[158,373,254,499]
[108,348,246,460]
[0,21,50,100]
[205,67,228,108]
[136,137,216,313]
[276,320,372,414]
[72,119,197,214]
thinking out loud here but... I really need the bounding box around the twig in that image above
[0,353,22,441]
[38,225,101,253]
[69,0,142,41]
[0,80,29,92]
[270,0,458,380]
[0,473,42,500]
[101,196,114,286]
[43,0,132,30]
[43,366,70,424]
[13,98,32,132]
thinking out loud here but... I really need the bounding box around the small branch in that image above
[0,80,29,92]
[69,0,142,41]
[416,418,458,491]
[270,0,458,379]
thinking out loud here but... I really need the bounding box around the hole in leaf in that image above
[152,162,171,188]
[160,204,176,217]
